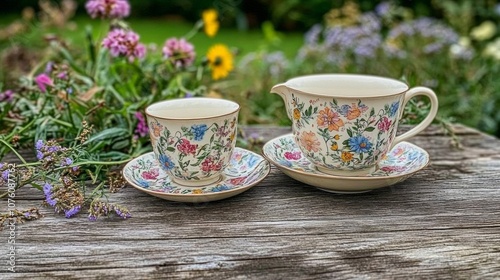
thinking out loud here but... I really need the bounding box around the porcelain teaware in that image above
[271,74,438,176]
[145,98,239,187]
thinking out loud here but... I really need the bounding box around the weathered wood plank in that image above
[1,124,500,279]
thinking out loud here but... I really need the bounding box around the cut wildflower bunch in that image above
[1,121,132,223]
[0,1,236,223]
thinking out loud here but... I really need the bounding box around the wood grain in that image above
[1,124,500,279]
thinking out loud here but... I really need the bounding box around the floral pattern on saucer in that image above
[262,134,429,193]
[123,148,270,202]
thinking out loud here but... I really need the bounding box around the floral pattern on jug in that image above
[148,116,237,182]
[290,93,403,171]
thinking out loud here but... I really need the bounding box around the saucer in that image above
[262,134,429,193]
[123,148,270,203]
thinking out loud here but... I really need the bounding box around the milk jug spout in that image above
[270,83,292,120]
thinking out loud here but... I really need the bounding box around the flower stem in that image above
[0,138,27,165]
[68,158,132,168]
[185,20,203,40]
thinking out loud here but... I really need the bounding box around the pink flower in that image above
[377,116,392,132]
[162,38,195,68]
[177,139,198,156]
[85,0,130,19]
[141,168,159,180]
[228,177,246,185]
[35,74,53,92]
[102,29,146,62]
[56,71,68,80]
[284,151,301,160]
[134,112,148,137]
[0,90,14,102]
[380,166,406,173]
[201,156,223,172]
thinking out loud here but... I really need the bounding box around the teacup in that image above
[145,98,239,186]
[271,74,438,176]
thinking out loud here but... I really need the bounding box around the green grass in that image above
[0,15,304,60]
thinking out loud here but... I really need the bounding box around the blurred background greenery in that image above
[1,0,499,137]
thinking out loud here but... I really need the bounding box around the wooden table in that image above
[1,124,500,279]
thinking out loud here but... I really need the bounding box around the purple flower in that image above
[35,74,53,93]
[43,183,52,196]
[162,38,196,68]
[102,29,146,62]
[44,61,54,74]
[36,151,44,160]
[264,51,288,77]
[61,157,73,166]
[385,18,458,57]
[88,214,97,221]
[43,183,57,206]
[85,0,130,19]
[304,24,322,45]
[115,208,132,219]
[64,205,81,218]
[47,145,61,153]
[375,2,391,17]
[0,90,14,102]
[134,112,148,137]
[35,140,44,150]
[46,195,57,207]
[2,170,9,181]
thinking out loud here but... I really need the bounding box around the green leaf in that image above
[84,127,129,145]
[111,139,131,151]
[347,128,353,137]
[99,151,130,161]
[365,127,376,132]
[167,147,176,152]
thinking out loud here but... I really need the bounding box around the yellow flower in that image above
[202,9,219,37]
[331,143,338,151]
[192,189,203,194]
[470,21,496,41]
[293,108,301,120]
[341,151,353,162]
[206,44,234,80]
[333,134,340,140]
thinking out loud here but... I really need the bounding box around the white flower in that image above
[483,38,500,60]
[470,21,496,41]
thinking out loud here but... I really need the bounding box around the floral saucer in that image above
[123,148,270,203]
[262,134,429,193]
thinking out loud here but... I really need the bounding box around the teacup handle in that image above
[392,87,439,148]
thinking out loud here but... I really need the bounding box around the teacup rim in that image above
[283,73,410,98]
[145,97,240,120]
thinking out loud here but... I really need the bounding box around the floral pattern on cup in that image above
[290,93,402,171]
[148,116,237,182]
[124,148,268,194]
[263,135,428,177]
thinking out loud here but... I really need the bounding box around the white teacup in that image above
[145,98,239,186]
[271,74,438,176]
